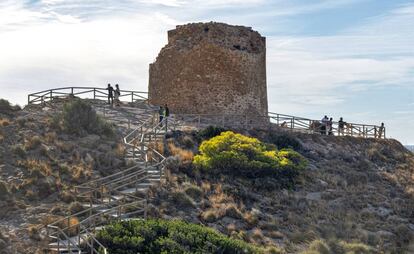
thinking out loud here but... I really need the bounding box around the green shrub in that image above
[269,133,302,150]
[184,185,203,201]
[96,219,264,254]
[193,131,307,178]
[0,99,20,115]
[197,125,228,140]
[170,191,195,208]
[0,181,10,200]
[55,99,114,136]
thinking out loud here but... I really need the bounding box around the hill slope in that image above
[146,129,414,253]
[1,99,413,253]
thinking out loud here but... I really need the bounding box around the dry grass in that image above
[44,131,57,143]
[201,181,211,193]
[168,141,194,163]
[209,184,234,207]
[170,191,195,208]
[43,215,80,236]
[226,223,237,234]
[224,203,243,219]
[71,163,92,182]
[201,209,220,222]
[184,184,203,201]
[244,212,259,227]
[0,118,10,127]
[27,225,42,241]
[18,159,52,177]
[55,140,74,153]
[114,143,126,157]
[251,228,265,242]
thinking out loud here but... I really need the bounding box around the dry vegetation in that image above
[0,98,126,253]
[147,129,414,253]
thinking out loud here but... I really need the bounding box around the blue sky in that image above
[0,0,413,144]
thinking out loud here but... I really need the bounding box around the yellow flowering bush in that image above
[193,131,307,177]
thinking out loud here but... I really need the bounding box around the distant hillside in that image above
[405,145,414,152]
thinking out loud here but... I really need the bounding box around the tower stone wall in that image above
[148,22,268,116]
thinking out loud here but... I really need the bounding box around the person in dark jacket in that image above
[106,84,114,105]
[159,106,164,123]
[164,104,170,117]
[163,104,170,129]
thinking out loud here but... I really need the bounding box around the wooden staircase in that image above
[45,102,172,254]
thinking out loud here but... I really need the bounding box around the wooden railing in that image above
[28,87,148,105]
[169,112,386,139]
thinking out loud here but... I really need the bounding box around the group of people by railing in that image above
[317,115,385,138]
[106,83,121,106]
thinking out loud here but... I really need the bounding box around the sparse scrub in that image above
[301,239,375,254]
[12,144,26,158]
[170,191,195,208]
[0,181,10,199]
[168,141,194,164]
[27,225,41,241]
[18,159,52,177]
[68,201,84,215]
[225,203,243,219]
[25,135,42,150]
[201,209,220,222]
[184,184,203,201]
[44,132,57,143]
[59,190,75,203]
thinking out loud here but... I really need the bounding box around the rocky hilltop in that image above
[0,98,413,253]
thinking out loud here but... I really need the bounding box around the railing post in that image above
[50,90,52,102]
[67,217,71,253]
[71,87,74,95]
[93,88,96,100]
[131,92,134,103]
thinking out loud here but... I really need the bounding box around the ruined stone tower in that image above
[148,22,268,116]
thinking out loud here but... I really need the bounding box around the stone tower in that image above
[148,22,268,116]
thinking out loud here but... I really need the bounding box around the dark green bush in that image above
[269,133,302,150]
[55,99,114,137]
[96,219,263,254]
[193,131,307,178]
[197,125,228,141]
[0,98,20,115]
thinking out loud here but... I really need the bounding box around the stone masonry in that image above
[148,22,268,116]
